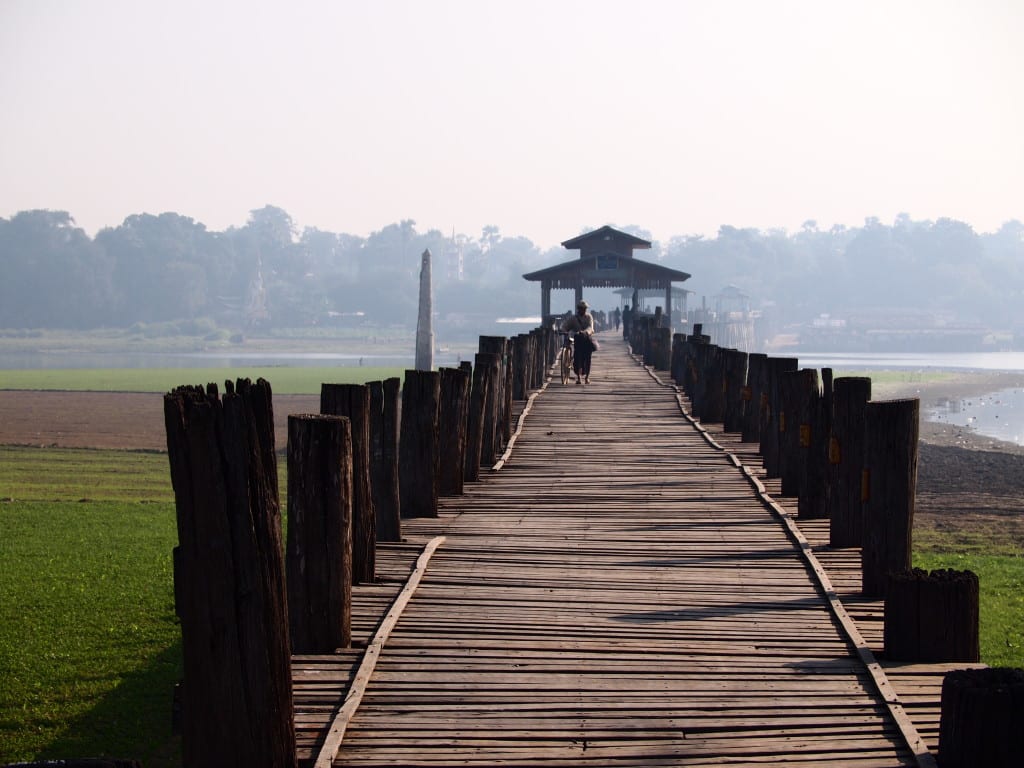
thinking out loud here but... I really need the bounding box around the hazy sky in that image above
[2,0,1021,249]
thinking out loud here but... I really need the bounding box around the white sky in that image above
[1,0,1021,249]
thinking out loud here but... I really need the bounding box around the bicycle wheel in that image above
[560,347,572,385]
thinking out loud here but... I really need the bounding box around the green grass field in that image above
[0,366,404,394]
[0,448,181,766]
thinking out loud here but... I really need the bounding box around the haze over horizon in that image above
[2,0,1021,249]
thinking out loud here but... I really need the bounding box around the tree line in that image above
[1,206,1021,341]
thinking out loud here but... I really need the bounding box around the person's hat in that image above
[577,300,589,309]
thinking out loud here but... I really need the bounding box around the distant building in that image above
[522,225,690,327]
[445,230,465,281]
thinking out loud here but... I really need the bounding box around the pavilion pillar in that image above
[541,279,551,322]
[631,287,639,311]
[665,284,673,329]
[574,284,583,308]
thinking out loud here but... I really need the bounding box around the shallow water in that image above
[797,350,1024,373]
[925,387,1024,446]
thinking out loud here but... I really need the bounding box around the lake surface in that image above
[793,350,1024,373]
[924,387,1024,446]
[796,351,1024,446]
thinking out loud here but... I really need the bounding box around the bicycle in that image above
[559,332,574,385]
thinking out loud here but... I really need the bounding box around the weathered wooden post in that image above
[651,326,672,371]
[828,377,872,547]
[464,355,493,483]
[760,357,799,479]
[688,340,709,417]
[777,369,804,497]
[399,369,440,518]
[511,334,529,400]
[479,336,510,456]
[368,378,401,542]
[722,348,748,433]
[637,314,648,362]
[286,414,352,653]
[438,366,471,496]
[701,345,726,424]
[535,326,550,388]
[939,667,1024,768]
[475,351,502,467]
[164,379,296,768]
[796,368,827,519]
[320,383,375,583]
[671,333,687,386]
[821,368,833,443]
[741,352,767,443]
[861,398,919,597]
[884,568,979,662]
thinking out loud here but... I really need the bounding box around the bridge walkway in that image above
[298,335,941,767]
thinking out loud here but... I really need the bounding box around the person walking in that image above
[561,300,597,384]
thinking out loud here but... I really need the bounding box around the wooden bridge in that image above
[286,335,970,767]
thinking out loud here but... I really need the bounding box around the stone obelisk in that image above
[414,248,433,371]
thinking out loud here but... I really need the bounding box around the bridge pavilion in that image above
[522,225,691,327]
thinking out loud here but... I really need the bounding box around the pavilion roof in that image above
[523,225,689,290]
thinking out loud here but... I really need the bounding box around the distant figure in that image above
[561,300,597,385]
[612,307,621,331]
[622,304,633,339]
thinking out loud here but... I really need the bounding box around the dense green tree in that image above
[96,212,219,323]
[0,210,112,328]
[2,206,1022,345]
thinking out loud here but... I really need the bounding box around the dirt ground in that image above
[0,390,320,453]
[2,372,1022,548]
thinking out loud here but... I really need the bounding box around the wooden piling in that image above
[828,377,872,547]
[759,356,798,478]
[688,341,709,418]
[741,352,767,443]
[939,667,1024,768]
[164,379,296,768]
[796,368,827,519]
[320,383,375,583]
[368,378,401,543]
[861,398,919,598]
[884,568,979,662]
[439,366,471,496]
[701,345,726,424]
[651,326,672,371]
[671,333,687,386]
[778,369,803,497]
[464,355,492,482]
[722,348,748,433]
[479,336,510,456]
[399,369,441,518]
[474,351,502,468]
[286,414,352,654]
